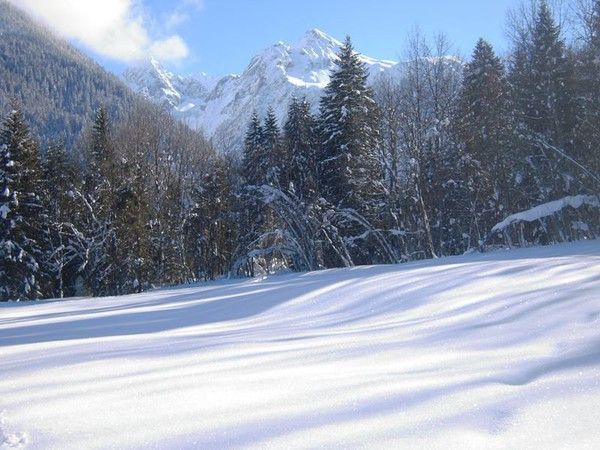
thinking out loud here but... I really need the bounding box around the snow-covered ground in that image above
[1,240,600,449]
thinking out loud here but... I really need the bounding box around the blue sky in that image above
[13,0,525,76]
[144,0,524,75]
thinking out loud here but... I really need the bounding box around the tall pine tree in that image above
[318,36,382,213]
[43,139,81,298]
[576,0,600,181]
[456,39,514,246]
[241,111,265,186]
[235,113,267,276]
[510,1,577,203]
[284,97,318,200]
[317,37,395,266]
[0,108,45,300]
[79,106,118,295]
[262,107,284,187]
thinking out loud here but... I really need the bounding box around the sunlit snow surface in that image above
[1,241,600,449]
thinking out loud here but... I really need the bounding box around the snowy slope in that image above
[123,29,397,153]
[123,58,218,113]
[1,240,600,449]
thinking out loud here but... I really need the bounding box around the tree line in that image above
[1,0,599,300]
[0,100,229,300]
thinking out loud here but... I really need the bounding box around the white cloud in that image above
[150,36,189,61]
[7,0,190,63]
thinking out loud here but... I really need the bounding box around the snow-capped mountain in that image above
[123,29,397,153]
[124,58,218,114]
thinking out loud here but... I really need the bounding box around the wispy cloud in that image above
[8,0,190,63]
[165,10,191,30]
[164,0,204,30]
[183,0,204,10]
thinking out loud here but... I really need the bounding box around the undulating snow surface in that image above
[1,241,600,449]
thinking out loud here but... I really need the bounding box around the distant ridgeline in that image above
[0,0,135,150]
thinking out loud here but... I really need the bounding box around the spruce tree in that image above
[256,108,284,264]
[497,1,597,245]
[508,42,544,210]
[262,107,284,187]
[236,113,267,276]
[241,111,264,186]
[92,106,111,167]
[456,39,514,246]
[80,106,118,295]
[187,157,234,280]
[509,1,577,203]
[318,36,382,212]
[316,37,392,265]
[113,156,151,294]
[43,139,80,298]
[284,97,318,200]
[86,106,115,209]
[576,0,600,180]
[0,108,45,300]
[528,1,574,147]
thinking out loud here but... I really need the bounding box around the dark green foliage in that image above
[455,39,515,247]
[318,37,382,212]
[284,97,318,200]
[527,2,575,145]
[241,112,265,186]
[42,139,82,298]
[575,0,600,181]
[262,107,284,187]
[0,107,45,300]
[241,108,285,188]
[186,157,235,280]
[316,37,389,265]
[509,1,578,202]
[78,107,118,296]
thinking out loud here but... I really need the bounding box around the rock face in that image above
[123,29,397,154]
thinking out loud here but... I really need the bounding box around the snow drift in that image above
[1,240,600,449]
[491,194,600,233]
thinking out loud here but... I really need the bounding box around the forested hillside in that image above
[0,1,135,149]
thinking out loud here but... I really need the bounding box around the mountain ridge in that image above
[123,28,398,153]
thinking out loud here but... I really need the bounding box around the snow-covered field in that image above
[1,241,600,449]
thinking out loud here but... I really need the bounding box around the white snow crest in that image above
[491,194,600,233]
